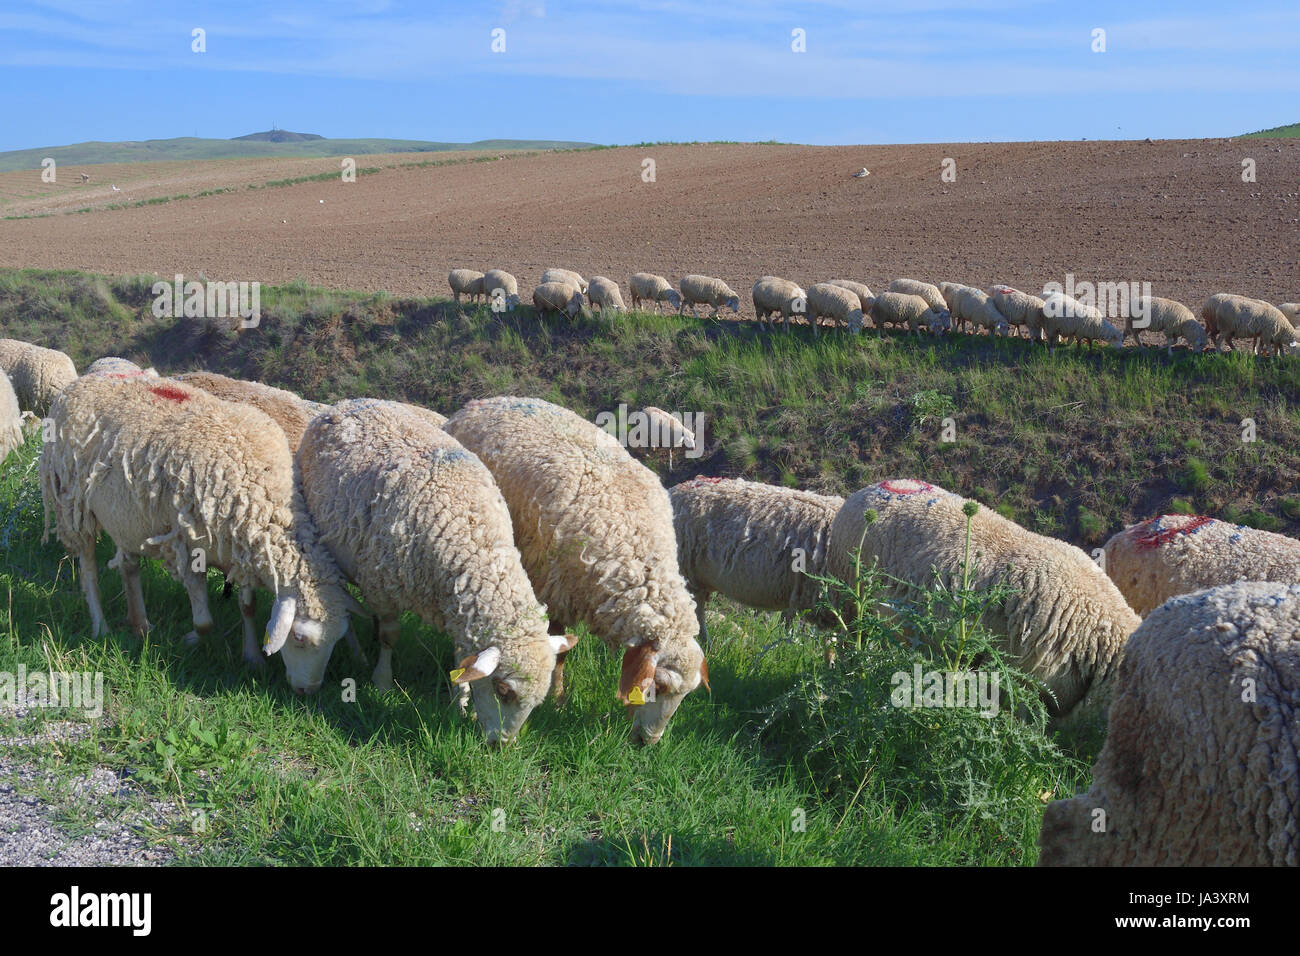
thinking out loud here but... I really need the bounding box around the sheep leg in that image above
[344,621,366,663]
[694,592,711,647]
[179,564,214,646]
[117,551,151,637]
[372,616,399,692]
[238,586,266,668]
[79,544,108,638]
[547,622,573,706]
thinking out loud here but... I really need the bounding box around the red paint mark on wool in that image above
[878,479,935,495]
[149,384,191,404]
[1132,515,1214,551]
[691,476,728,485]
[107,371,146,379]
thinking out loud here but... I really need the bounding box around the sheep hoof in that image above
[372,671,394,693]
[242,649,267,669]
[182,630,203,646]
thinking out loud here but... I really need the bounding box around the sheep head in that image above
[452,632,578,744]
[621,638,710,746]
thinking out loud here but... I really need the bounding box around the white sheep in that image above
[0,339,78,417]
[541,268,588,295]
[85,357,156,377]
[1279,303,1300,324]
[628,273,682,314]
[805,283,864,336]
[827,479,1141,719]
[448,269,486,305]
[986,285,1046,341]
[175,371,320,452]
[39,374,356,689]
[481,269,520,312]
[297,399,576,742]
[669,477,844,643]
[1038,581,1300,866]
[751,276,807,330]
[869,292,951,337]
[939,282,1010,336]
[1125,296,1207,353]
[586,276,626,313]
[443,396,708,745]
[0,370,23,465]
[1039,292,1123,348]
[887,278,946,312]
[636,406,695,469]
[1101,514,1300,616]
[532,281,588,318]
[1202,293,1299,356]
[679,275,740,318]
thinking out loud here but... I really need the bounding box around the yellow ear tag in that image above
[627,686,646,706]
[262,630,272,649]
[449,667,466,682]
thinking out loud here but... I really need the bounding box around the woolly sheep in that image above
[532,281,587,318]
[751,276,807,330]
[1202,293,1299,356]
[38,375,355,689]
[827,480,1141,718]
[0,371,23,465]
[1125,296,1207,353]
[986,285,1046,341]
[1279,303,1299,324]
[869,292,951,337]
[541,268,588,295]
[448,269,486,305]
[1039,292,1123,348]
[887,278,946,312]
[805,283,864,336]
[297,399,576,742]
[824,280,874,317]
[939,282,1010,336]
[176,371,320,451]
[1101,514,1300,616]
[481,269,520,312]
[443,396,708,745]
[669,477,844,643]
[1038,581,1300,866]
[0,339,78,417]
[85,357,156,377]
[637,406,695,469]
[629,273,682,314]
[586,276,626,313]
[679,275,740,318]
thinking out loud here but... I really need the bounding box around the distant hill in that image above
[1242,123,1300,138]
[0,135,600,172]
[231,129,325,143]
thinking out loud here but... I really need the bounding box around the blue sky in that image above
[0,0,1297,151]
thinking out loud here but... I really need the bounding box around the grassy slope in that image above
[0,137,599,172]
[1242,123,1300,137]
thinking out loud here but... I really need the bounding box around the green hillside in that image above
[1242,122,1300,138]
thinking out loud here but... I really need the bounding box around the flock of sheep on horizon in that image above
[1,333,1298,866]
[450,266,1300,356]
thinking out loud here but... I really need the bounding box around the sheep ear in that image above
[450,645,501,684]
[699,657,711,692]
[619,643,658,705]
[263,594,297,655]
[548,633,580,655]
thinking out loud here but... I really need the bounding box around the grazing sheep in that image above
[805,282,864,336]
[1039,292,1123,348]
[629,273,682,314]
[0,339,78,417]
[887,278,946,312]
[669,477,844,643]
[85,357,155,377]
[751,276,807,330]
[869,292,951,337]
[679,275,740,318]
[541,268,588,295]
[448,269,486,305]
[1125,296,1207,353]
[532,281,587,319]
[482,269,520,312]
[297,399,576,742]
[443,396,708,745]
[939,282,1010,336]
[0,371,23,465]
[1279,303,1300,324]
[1202,293,1299,356]
[824,280,875,318]
[1038,581,1300,866]
[827,480,1141,719]
[586,276,626,313]
[1101,514,1300,616]
[176,371,320,452]
[635,406,695,469]
[39,375,355,689]
[986,285,1047,341]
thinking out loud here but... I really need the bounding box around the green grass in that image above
[1241,123,1300,138]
